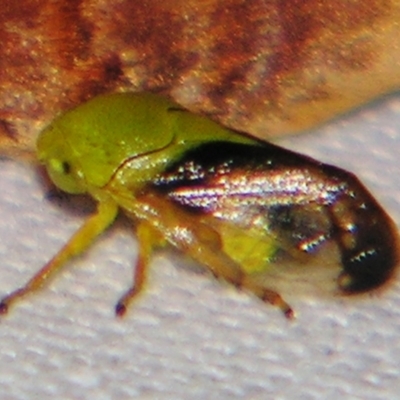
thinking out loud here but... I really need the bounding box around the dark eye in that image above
[62,161,71,174]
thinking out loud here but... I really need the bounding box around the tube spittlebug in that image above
[1,93,398,318]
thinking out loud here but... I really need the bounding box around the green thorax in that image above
[37,92,257,193]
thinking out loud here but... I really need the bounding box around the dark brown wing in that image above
[151,141,398,293]
[152,142,341,251]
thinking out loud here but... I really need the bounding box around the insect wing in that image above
[150,141,336,275]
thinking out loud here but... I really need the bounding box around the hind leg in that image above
[122,192,294,318]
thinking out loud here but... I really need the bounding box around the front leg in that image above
[0,200,118,314]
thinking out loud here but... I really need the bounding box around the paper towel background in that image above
[1,94,400,400]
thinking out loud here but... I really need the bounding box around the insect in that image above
[1,92,398,318]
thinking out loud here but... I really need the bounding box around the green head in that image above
[37,93,178,193]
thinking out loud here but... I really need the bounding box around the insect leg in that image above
[115,221,164,316]
[126,192,294,318]
[0,200,118,314]
[173,224,294,318]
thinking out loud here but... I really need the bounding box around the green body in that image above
[37,93,274,278]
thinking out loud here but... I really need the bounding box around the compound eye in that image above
[48,158,71,175]
[45,158,85,194]
[61,161,71,174]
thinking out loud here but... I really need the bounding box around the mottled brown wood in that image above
[1,0,399,159]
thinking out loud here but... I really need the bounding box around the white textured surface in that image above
[1,94,400,400]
